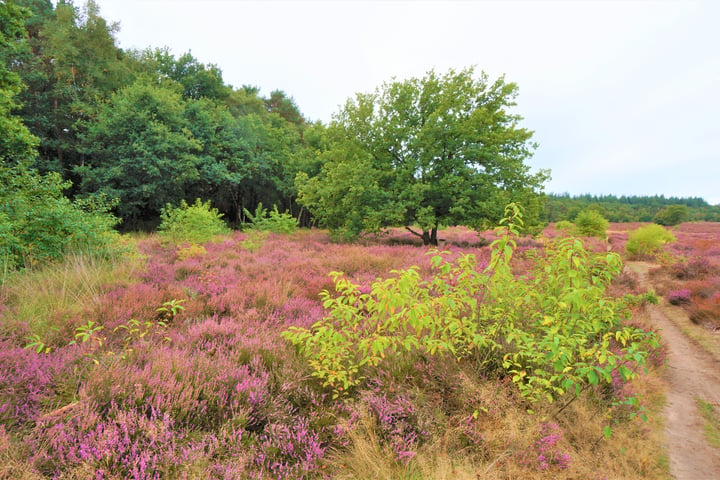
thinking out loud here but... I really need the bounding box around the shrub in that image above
[0,163,121,272]
[158,198,229,244]
[671,257,715,280]
[240,230,269,252]
[573,209,609,238]
[625,224,676,258]
[176,243,207,261]
[554,220,575,234]
[666,289,692,305]
[286,203,657,410]
[243,203,297,234]
[654,205,689,226]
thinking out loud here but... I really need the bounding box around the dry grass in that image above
[330,360,669,480]
[697,398,720,449]
[0,251,141,343]
[329,413,482,480]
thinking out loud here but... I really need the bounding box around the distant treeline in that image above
[543,193,720,223]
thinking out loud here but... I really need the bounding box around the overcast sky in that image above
[92,0,720,205]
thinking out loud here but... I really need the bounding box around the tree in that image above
[297,67,549,244]
[0,161,120,270]
[264,89,305,126]
[0,0,38,162]
[654,204,689,226]
[573,209,609,238]
[12,0,132,176]
[76,78,201,225]
[138,48,230,101]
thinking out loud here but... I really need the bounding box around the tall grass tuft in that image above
[0,252,140,341]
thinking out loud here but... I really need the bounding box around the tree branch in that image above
[405,226,424,239]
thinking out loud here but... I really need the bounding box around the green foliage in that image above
[139,48,230,101]
[243,202,298,234]
[573,209,609,238]
[486,235,655,406]
[240,230,269,252]
[113,317,171,357]
[12,0,132,176]
[284,203,657,412]
[297,67,548,244]
[24,332,53,354]
[6,0,326,228]
[544,193,719,223]
[156,298,186,322]
[295,146,397,242]
[653,204,689,226]
[0,162,121,272]
[0,0,38,162]
[555,220,576,234]
[625,224,676,257]
[158,198,229,244]
[77,78,203,223]
[282,252,489,397]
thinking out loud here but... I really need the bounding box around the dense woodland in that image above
[3,0,322,229]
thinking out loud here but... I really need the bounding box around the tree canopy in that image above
[297,67,549,244]
[0,0,38,162]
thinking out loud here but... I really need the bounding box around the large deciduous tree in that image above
[297,67,549,244]
[76,78,201,225]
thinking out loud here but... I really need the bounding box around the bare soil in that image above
[628,261,720,479]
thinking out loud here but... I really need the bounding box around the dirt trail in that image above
[628,261,720,479]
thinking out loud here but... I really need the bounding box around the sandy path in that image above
[628,261,720,479]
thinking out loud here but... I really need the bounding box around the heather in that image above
[0,223,669,479]
[649,223,720,330]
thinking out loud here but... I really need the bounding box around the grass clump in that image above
[0,251,139,343]
[697,397,720,448]
[626,224,676,258]
[158,198,229,244]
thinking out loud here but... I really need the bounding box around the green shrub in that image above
[625,224,676,257]
[555,220,576,234]
[240,230,269,252]
[176,243,207,260]
[285,203,657,413]
[158,198,229,243]
[243,203,297,234]
[653,205,689,226]
[573,209,609,238]
[0,163,121,272]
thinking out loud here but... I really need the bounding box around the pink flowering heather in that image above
[666,289,693,305]
[0,341,69,428]
[1,222,668,477]
[516,422,571,471]
[361,380,435,463]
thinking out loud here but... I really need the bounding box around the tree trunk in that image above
[405,225,439,246]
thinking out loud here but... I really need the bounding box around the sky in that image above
[92,0,720,205]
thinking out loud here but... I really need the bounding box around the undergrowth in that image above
[0,209,671,479]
